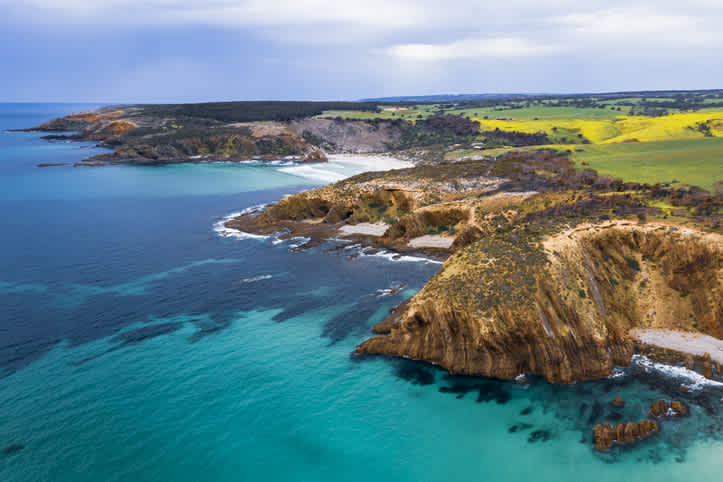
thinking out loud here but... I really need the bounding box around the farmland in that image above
[321,93,722,192]
[572,138,723,191]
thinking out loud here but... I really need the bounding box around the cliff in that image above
[356,221,722,383]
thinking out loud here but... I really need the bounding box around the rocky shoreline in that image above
[15,104,482,168]
[222,147,722,387]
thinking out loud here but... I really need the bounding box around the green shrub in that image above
[624,256,640,271]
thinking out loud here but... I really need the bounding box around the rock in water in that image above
[611,396,625,407]
[649,399,688,418]
[670,401,688,416]
[593,420,658,451]
[649,399,670,418]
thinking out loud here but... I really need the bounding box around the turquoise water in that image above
[0,104,721,481]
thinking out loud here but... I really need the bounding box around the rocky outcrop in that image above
[16,110,124,133]
[649,400,669,418]
[650,399,688,418]
[288,118,404,153]
[702,352,714,378]
[671,401,688,416]
[593,420,658,451]
[301,149,328,163]
[356,222,722,383]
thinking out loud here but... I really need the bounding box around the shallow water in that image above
[0,104,721,481]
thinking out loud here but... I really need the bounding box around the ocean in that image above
[0,103,721,481]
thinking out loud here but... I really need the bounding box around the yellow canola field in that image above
[472,111,723,145]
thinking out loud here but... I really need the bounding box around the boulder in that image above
[611,397,625,408]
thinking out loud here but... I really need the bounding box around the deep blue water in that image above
[0,104,721,481]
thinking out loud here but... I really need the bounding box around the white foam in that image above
[358,248,444,265]
[213,206,270,241]
[288,236,311,249]
[237,274,273,283]
[630,354,723,390]
[239,204,268,216]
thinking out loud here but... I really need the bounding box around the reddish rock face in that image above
[593,420,658,451]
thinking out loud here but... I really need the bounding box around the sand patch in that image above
[631,329,723,364]
[408,235,455,249]
[338,223,388,237]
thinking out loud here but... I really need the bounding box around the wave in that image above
[630,354,723,390]
[237,274,273,283]
[213,205,270,240]
[287,236,311,249]
[356,246,443,265]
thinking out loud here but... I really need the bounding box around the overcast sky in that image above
[2,1,722,102]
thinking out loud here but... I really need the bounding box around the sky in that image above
[2,0,722,102]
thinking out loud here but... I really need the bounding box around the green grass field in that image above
[573,138,723,191]
[447,104,628,120]
[322,104,629,122]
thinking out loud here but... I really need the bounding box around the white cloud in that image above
[386,37,559,61]
[553,6,723,52]
[3,1,723,62]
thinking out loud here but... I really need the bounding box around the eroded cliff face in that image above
[356,222,722,383]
